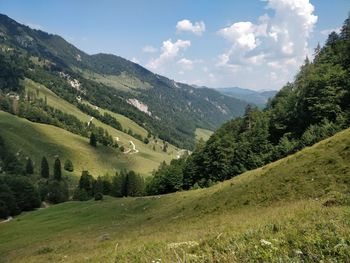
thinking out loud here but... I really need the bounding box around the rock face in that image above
[127,98,152,116]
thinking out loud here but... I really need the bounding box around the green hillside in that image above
[1,127,349,262]
[23,79,180,174]
[0,111,174,177]
[25,78,149,143]
[0,13,248,149]
[195,128,213,142]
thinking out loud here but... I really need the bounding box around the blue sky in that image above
[1,0,349,90]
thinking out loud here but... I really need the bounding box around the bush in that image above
[46,180,69,204]
[63,159,74,172]
[94,192,103,201]
[73,188,90,201]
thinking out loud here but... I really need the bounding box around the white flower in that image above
[260,239,272,246]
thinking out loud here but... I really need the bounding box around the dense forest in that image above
[147,15,350,192]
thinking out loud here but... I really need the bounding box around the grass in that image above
[0,126,350,262]
[82,100,148,138]
[195,128,213,142]
[76,69,153,92]
[0,110,172,177]
[24,78,180,175]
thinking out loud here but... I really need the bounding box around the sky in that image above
[1,0,349,91]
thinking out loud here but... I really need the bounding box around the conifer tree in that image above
[90,132,97,147]
[40,157,49,178]
[25,158,34,175]
[53,158,62,181]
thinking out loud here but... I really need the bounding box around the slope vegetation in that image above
[0,111,174,177]
[0,127,349,262]
[0,13,247,149]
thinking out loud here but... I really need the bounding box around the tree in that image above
[125,171,144,197]
[40,157,49,178]
[25,158,34,175]
[4,176,41,211]
[0,183,19,218]
[90,132,97,147]
[93,176,104,196]
[46,180,69,204]
[53,158,62,181]
[79,171,95,196]
[63,159,74,172]
[111,171,126,197]
[73,188,90,201]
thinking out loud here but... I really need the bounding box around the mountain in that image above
[0,13,247,149]
[1,126,349,262]
[215,87,278,107]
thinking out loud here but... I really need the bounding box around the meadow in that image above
[0,126,349,262]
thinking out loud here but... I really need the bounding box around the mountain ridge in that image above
[0,13,248,149]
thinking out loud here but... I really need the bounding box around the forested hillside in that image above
[0,14,247,149]
[147,14,350,191]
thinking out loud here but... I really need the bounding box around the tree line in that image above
[0,135,74,218]
[146,14,350,193]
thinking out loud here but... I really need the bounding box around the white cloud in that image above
[142,45,158,53]
[147,39,191,70]
[177,58,194,70]
[216,0,317,89]
[177,58,203,70]
[176,19,206,36]
[320,27,341,36]
[218,21,259,50]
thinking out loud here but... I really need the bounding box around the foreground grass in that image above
[0,126,350,262]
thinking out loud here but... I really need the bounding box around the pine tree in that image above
[53,158,62,181]
[79,171,95,196]
[25,158,34,175]
[93,176,104,195]
[40,157,49,178]
[90,132,97,147]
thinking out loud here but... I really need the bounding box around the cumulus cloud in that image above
[216,0,317,89]
[218,21,260,50]
[142,45,158,53]
[147,39,191,70]
[176,19,206,36]
[177,58,203,70]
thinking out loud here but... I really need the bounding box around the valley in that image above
[0,4,350,263]
[0,126,350,262]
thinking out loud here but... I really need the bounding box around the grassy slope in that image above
[195,128,214,142]
[0,111,168,177]
[77,69,153,92]
[24,78,179,174]
[82,100,148,138]
[1,127,350,262]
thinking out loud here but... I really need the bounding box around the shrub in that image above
[73,188,90,201]
[63,159,74,172]
[94,192,103,201]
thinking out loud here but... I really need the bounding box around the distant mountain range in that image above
[214,87,277,108]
